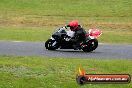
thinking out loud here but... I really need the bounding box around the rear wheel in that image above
[82,39,98,52]
[45,39,59,50]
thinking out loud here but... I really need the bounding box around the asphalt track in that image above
[0,41,132,59]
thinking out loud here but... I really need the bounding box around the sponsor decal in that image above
[76,66,131,85]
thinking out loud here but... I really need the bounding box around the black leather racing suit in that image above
[69,25,87,49]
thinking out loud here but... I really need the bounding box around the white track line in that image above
[12,41,24,42]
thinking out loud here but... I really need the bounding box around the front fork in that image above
[50,37,57,46]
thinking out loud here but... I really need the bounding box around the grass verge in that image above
[0,26,52,41]
[0,0,132,43]
[0,26,132,44]
[0,56,132,88]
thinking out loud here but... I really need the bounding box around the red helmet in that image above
[69,20,78,31]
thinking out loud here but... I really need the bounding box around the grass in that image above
[0,0,132,43]
[0,1,131,88]
[0,26,132,44]
[0,0,131,17]
[0,56,132,88]
[0,26,52,41]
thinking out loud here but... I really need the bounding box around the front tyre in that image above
[82,39,98,52]
[45,39,59,50]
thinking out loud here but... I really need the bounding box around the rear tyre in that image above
[82,39,98,52]
[45,39,59,50]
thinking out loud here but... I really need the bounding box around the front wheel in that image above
[45,39,59,50]
[82,39,98,52]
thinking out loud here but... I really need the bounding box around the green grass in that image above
[0,0,131,17]
[0,1,131,88]
[0,26,132,44]
[0,26,52,41]
[0,0,132,43]
[0,56,132,88]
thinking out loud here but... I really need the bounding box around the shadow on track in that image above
[47,49,102,54]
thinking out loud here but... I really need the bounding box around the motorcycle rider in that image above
[65,20,87,50]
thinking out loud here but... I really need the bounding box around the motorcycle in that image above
[45,27,102,52]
